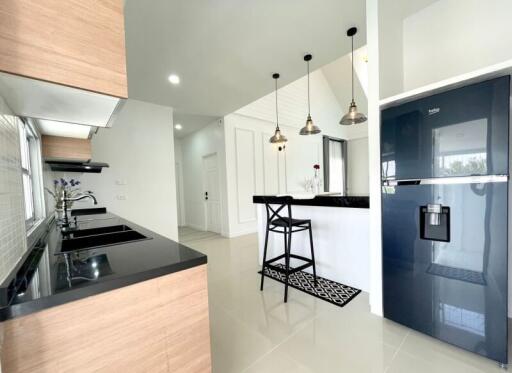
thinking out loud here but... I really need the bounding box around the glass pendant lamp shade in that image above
[269,128,287,144]
[299,114,321,135]
[339,27,367,126]
[269,73,287,148]
[340,100,367,125]
[300,54,321,135]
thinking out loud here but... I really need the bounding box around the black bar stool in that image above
[259,196,317,302]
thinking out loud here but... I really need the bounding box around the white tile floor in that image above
[179,227,510,373]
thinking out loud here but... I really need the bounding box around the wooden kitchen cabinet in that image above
[42,135,92,161]
[1,265,212,373]
[0,0,127,98]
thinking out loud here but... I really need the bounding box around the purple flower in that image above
[60,178,65,185]
[75,181,81,185]
[53,179,58,185]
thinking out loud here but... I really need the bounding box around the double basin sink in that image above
[60,209,150,253]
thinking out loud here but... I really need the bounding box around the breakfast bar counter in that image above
[253,194,370,292]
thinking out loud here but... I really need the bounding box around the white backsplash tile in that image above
[0,106,27,284]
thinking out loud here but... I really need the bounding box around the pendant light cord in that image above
[275,77,280,130]
[307,59,311,115]
[351,35,354,102]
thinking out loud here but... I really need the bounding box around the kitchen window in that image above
[18,119,44,230]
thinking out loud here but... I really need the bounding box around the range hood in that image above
[45,160,109,173]
[0,71,124,128]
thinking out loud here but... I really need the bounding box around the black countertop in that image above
[0,213,206,321]
[253,194,369,208]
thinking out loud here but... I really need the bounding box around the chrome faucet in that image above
[62,191,98,228]
[65,192,98,205]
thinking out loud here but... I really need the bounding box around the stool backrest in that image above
[259,196,293,226]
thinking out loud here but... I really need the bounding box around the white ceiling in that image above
[173,113,219,139]
[124,0,367,118]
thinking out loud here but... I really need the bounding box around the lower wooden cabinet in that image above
[0,265,212,373]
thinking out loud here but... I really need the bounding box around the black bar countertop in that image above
[253,194,369,208]
[0,212,206,321]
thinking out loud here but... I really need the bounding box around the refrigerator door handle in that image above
[383,175,508,186]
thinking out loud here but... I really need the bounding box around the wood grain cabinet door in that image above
[0,0,128,98]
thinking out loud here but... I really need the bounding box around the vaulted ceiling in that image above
[124,0,367,118]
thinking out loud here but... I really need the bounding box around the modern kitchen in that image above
[1,1,512,372]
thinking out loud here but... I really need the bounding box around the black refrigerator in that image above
[381,76,510,364]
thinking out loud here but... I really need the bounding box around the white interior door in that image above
[203,153,221,233]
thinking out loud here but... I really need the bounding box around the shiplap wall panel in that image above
[234,128,256,223]
[0,99,27,283]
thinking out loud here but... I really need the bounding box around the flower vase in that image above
[313,170,320,195]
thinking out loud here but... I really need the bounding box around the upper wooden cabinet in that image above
[42,135,92,161]
[0,0,127,98]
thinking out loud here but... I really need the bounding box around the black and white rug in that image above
[259,264,361,308]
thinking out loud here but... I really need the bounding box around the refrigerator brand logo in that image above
[428,108,440,115]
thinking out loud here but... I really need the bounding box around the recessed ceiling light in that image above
[174,123,182,130]
[168,74,180,85]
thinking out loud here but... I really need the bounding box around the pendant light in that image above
[299,54,321,135]
[269,73,287,151]
[340,27,367,125]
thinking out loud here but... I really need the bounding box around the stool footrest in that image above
[265,254,286,264]
[265,262,314,275]
[288,254,312,262]
[290,262,313,273]
[264,252,315,275]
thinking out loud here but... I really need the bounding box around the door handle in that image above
[205,191,208,200]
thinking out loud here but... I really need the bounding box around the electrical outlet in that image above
[115,179,127,185]
[116,195,127,200]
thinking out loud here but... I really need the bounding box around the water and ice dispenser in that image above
[420,204,450,242]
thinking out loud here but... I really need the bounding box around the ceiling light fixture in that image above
[300,54,321,136]
[269,73,287,151]
[174,123,182,130]
[168,74,180,85]
[340,27,367,126]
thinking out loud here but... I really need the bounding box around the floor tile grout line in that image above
[385,329,410,372]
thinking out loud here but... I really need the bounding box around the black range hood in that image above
[45,160,109,173]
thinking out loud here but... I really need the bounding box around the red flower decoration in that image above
[313,164,320,170]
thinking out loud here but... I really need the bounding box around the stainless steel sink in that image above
[60,225,150,253]
[70,207,107,216]
[65,224,133,238]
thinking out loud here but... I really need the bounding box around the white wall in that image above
[378,0,405,99]
[179,119,229,235]
[347,137,369,196]
[403,0,512,91]
[79,99,179,240]
[174,139,186,226]
[367,0,383,316]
